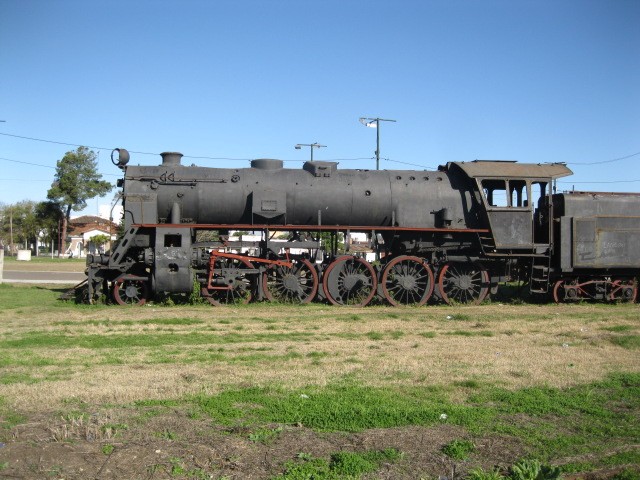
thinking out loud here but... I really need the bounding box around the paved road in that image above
[1,270,85,284]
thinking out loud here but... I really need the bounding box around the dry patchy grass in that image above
[1,298,638,411]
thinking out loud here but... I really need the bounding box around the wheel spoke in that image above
[323,256,377,306]
[263,258,318,304]
[381,256,434,307]
[437,262,488,305]
[113,278,148,306]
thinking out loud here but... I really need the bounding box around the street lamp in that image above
[359,117,396,170]
[294,142,326,161]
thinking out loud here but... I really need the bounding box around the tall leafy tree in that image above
[35,201,63,254]
[0,201,37,252]
[47,147,112,254]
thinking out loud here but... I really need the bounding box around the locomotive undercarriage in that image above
[83,224,637,307]
[551,274,638,303]
[81,225,500,307]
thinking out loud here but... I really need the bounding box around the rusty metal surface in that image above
[565,190,640,197]
[450,161,572,179]
[135,223,490,233]
[572,216,640,268]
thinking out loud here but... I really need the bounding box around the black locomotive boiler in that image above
[79,149,640,306]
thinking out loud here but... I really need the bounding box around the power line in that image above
[0,178,51,182]
[0,131,373,163]
[558,179,640,184]
[566,151,640,165]
[384,158,437,169]
[3,130,639,179]
[0,157,120,177]
[3,153,638,185]
[0,156,56,169]
[0,132,158,156]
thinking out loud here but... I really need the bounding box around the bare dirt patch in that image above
[2,409,526,479]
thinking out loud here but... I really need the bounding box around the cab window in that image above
[481,179,529,208]
[482,179,508,207]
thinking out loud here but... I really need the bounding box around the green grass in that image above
[442,439,475,460]
[248,426,283,444]
[0,372,39,385]
[173,372,640,470]
[0,331,315,349]
[0,396,25,431]
[2,255,85,264]
[613,469,640,480]
[365,331,384,341]
[610,335,640,350]
[418,331,436,338]
[602,325,635,332]
[1,283,639,475]
[272,448,403,479]
[454,379,482,389]
[445,330,494,337]
[101,444,115,455]
[53,317,206,327]
[0,284,72,311]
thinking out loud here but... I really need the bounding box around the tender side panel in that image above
[572,217,640,268]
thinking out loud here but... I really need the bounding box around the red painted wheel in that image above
[201,257,255,306]
[381,255,434,306]
[113,278,148,306]
[553,277,585,303]
[262,258,318,304]
[437,262,489,305]
[322,256,377,306]
[608,278,638,303]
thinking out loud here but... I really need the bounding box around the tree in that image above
[0,201,38,253]
[35,201,63,254]
[90,234,110,253]
[47,147,112,254]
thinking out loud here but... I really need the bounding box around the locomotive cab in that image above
[449,161,572,251]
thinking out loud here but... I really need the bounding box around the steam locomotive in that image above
[79,148,640,306]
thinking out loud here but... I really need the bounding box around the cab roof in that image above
[448,160,572,180]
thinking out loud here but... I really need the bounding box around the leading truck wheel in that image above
[262,258,319,304]
[381,255,434,307]
[437,262,489,305]
[113,278,149,306]
[323,256,377,306]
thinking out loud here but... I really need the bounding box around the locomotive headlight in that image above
[111,148,130,168]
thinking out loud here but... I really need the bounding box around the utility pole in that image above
[359,117,396,170]
[295,143,327,161]
[9,206,13,256]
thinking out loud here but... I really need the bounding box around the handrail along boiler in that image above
[80,148,640,305]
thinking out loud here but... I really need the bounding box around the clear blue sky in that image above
[1,0,639,216]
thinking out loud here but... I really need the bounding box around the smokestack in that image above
[160,152,183,166]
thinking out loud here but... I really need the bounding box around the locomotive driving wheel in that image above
[381,255,434,306]
[608,278,637,303]
[437,262,489,305]
[262,258,319,304]
[322,256,377,306]
[201,257,255,306]
[113,278,149,306]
